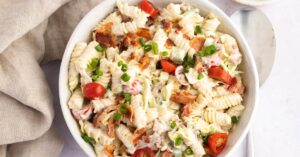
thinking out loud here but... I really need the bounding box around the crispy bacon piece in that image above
[123,33,139,47]
[190,37,206,52]
[107,117,115,137]
[161,150,173,157]
[162,20,173,33]
[138,55,150,70]
[125,105,134,123]
[170,90,197,105]
[137,28,152,40]
[228,78,245,94]
[95,32,117,47]
[95,22,113,34]
[104,144,115,157]
[181,104,192,117]
[93,105,118,127]
[165,39,175,49]
[132,127,147,145]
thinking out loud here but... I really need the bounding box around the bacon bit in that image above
[195,60,205,72]
[165,39,175,49]
[228,78,245,94]
[121,14,131,23]
[107,117,115,137]
[104,144,115,157]
[115,95,124,104]
[162,20,173,33]
[95,32,117,47]
[137,28,152,40]
[95,22,113,34]
[190,37,206,52]
[170,90,197,105]
[125,105,134,122]
[93,105,118,127]
[123,33,139,47]
[138,55,150,70]
[181,104,192,117]
[132,128,147,145]
[183,33,190,40]
[130,51,138,60]
[161,150,173,157]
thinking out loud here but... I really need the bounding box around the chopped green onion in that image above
[87,58,100,70]
[119,103,128,114]
[184,147,193,155]
[81,133,95,144]
[113,112,122,121]
[201,135,209,144]
[161,51,168,57]
[184,55,196,67]
[198,73,204,80]
[152,42,159,54]
[198,50,205,57]
[95,69,103,76]
[120,73,130,82]
[170,121,176,129]
[175,136,183,146]
[194,25,202,35]
[95,45,105,52]
[143,44,152,52]
[183,65,190,73]
[231,116,239,123]
[123,93,131,102]
[139,38,145,46]
[118,61,124,67]
[121,64,128,72]
[106,83,111,90]
[92,75,99,81]
[198,45,217,57]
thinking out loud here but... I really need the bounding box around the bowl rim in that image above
[59,0,259,157]
[234,0,278,6]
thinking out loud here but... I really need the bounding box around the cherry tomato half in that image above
[160,59,177,74]
[132,147,155,157]
[83,82,106,100]
[208,133,228,155]
[139,0,158,18]
[208,66,233,84]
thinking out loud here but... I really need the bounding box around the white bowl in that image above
[59,0,259,156]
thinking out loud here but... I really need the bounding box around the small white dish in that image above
[234,0,277,6]
[59,0,259,156]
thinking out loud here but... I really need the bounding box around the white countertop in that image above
[42,0,300,156]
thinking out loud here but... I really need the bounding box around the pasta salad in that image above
[67,0,246,156]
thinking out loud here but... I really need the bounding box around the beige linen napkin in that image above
[0,0,103,156]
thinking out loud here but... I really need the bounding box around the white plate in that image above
[59,0,259,156]
[234,0,277,6]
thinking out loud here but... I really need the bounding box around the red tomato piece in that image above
[160,59,177,73]
[139,0,157,18]
[83,82,106,100]
[208,66,234,84]
[208,133,228,155]
[132,147,155,157]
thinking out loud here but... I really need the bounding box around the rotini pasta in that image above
[67,1,246,156]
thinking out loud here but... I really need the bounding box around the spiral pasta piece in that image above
[68,42,87,91]
[68,87,84,110]
[160,3,182,20]
[203,108,231,127]
[81,121,114,144]
[208,93,243,110]
[226,104,245,117]
[116,124,135,154]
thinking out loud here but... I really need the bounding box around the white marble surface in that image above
[42,0,300,156]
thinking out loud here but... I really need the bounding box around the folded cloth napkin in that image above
[0,0,103,156]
